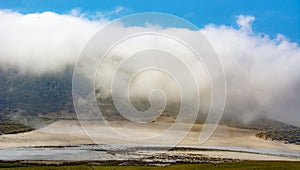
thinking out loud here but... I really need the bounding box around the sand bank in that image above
[0,120,299,161]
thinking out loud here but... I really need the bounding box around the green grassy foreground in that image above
[1,161,300,170]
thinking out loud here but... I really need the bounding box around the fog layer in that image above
[0,10,299,126]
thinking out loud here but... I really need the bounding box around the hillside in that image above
[0,68,299,145]
[0,68,73,117]
[0,68,73,133]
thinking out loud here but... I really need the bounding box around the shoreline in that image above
[0,144,299,163]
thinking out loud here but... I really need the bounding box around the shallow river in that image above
[0,144,299,163]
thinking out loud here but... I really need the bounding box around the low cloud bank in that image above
[0,10,299,126]
[0,10,107,74]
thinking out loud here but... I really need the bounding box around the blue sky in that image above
[0,0,299,43]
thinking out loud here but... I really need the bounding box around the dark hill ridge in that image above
[0,68,299,144]
[0,67,73,133]
[0,68,73,117]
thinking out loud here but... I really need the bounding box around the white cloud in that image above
[236,15,255,32]
[92,6,128,20]
[0,10,108,74]
[69,8,81,17]
[112,6,126,14]
[202,18,300,125]
[0,11,299,126]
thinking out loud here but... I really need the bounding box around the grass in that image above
[0,117,56,135]
[256,130,300,144]
[0,161,300,170]
[0,122,34,134]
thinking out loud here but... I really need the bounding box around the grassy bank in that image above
[0,122,33,134]
[0,161,300,170]
[0,117,56,135]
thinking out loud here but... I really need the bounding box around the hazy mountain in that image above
[0,67,299,144]
[0,67,73,120]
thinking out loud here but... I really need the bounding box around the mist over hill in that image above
[0,66,299,144]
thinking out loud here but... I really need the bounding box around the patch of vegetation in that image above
[0,116,56,135]
[255,129,300,144]
[0,161,300,170]
[0,122,33,134]
[220,118,300,144]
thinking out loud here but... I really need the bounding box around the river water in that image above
[0,144,299,162]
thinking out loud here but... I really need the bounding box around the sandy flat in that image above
[0,120,299,161]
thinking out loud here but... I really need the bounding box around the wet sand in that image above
[0,120,299,161]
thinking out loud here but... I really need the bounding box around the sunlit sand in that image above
[0,120,299,161]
